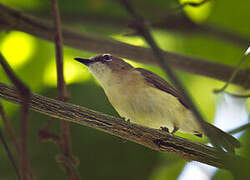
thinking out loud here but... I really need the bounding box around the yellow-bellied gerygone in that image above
[74,54,240,152]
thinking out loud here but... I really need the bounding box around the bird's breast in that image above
[101,70,200,133]
[103,74,180,128]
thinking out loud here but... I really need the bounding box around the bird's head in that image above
[74,54,133,84]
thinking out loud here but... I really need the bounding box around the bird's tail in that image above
[203,121,241,153]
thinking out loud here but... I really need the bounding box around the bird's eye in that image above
[102,54,112,61]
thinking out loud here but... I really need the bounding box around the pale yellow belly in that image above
[104,85,201,134]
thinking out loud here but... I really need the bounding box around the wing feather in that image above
[135,68,189,108]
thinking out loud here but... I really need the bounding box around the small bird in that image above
[74,54,240,152]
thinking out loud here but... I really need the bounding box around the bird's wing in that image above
[135,68,189,108]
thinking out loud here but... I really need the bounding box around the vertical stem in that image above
[51,0,79,179]
[0,102,20,153]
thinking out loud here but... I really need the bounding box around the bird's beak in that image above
[74,57,93,66]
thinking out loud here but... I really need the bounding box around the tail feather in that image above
[203,122,240,153]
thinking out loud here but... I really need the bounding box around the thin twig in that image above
[51,0,68,101]
[0,53,32,180]
[0,3,249,88]
[214,51,250,93]
[0,127,20,180]
[228,123,250,135]
[51,0,79,179]
[51,0,70,153]
[0,102,20,152]
[223,92,250,98]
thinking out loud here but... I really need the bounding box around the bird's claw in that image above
[160,127,169,133]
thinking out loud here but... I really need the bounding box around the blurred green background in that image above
[0,0,249,179]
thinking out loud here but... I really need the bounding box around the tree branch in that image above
[0,102,21,178]
[29,11,250,48]
[0,3,249,88]
[228,123,250,135]
[0,82,239,169]
[0,128,20,179]
[214,51,249,93]
[50,0,79,179]
[0,101,20,153]
[0,53,32,180]
[51,0,68,102]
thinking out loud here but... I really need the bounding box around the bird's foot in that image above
[121,117,131,126]
[121,117,126,121]
[121,117,130,122]
[160,127,169,133]
[127,119,130,123]
[171,126,179,134]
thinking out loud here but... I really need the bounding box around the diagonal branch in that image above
[214,50,250,93]
[0,102,20,179]
[228,123,250,135]
[0,3,249,88]
[0,53,32,180]
[0,102,20,153]
[0,82,242,169]
[0,127,20,179]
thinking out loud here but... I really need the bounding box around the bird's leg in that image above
[126,119,131,125]
[121,117,130,122]
[121,117,126,121]
[160,127,169,133]
[121,117,130,123]
[171,126,179,134]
